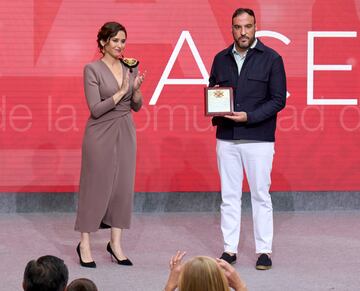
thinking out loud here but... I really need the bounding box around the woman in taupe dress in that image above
[75,22,145,268]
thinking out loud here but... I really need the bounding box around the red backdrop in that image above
[1,0,360,192]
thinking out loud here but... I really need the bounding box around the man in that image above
[23,255,69,291]
[209,8,286,270]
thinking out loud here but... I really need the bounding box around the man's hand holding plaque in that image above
[204,87,234,116]
[224,111,248,122]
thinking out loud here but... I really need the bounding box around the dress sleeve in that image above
[130,66,143,112]
[83,64,116,119]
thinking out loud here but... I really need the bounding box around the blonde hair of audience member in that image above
[178,256,229,291]
[165,251,247,291]
[66,278,98,291]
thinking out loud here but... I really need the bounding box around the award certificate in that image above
[204,87,233,116]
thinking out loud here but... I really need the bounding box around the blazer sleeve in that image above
[208,56,218,87]
[247,55,287,124]
[83,64,116,119]
[209,56,231,126]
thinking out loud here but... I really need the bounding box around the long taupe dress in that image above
[75,60,141,233]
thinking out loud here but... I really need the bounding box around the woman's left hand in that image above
[164,251,186,291]
[133,70,146,91]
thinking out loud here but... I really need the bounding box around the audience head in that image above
[66,278,98,291]
[178,256,229,291]
[23,255,69,291]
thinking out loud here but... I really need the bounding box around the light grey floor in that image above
[1,211,359,291]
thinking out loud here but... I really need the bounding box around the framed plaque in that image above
[204,87,234,116]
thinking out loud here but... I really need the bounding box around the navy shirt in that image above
[209,39,287,142]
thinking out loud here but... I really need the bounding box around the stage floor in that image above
[1,211,359,291]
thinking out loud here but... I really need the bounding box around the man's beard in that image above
[236,35,255,50]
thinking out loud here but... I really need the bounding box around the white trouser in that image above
[216,139,274,254]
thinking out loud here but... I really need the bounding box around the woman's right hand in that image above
[113,71,130,104]
[216,258,247,291]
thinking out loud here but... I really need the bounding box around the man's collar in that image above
[226,38,264,55]
[232,38,258,56]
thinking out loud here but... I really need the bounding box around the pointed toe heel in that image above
[106,242,133,266]
[76,243,96,268]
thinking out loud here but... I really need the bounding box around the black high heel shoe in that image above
[106,242,133,266]
[76,243,96,268]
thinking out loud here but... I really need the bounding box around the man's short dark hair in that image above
[23,255,69,291]
[232,8,256,24]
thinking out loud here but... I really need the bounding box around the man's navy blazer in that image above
[209,39,287,142]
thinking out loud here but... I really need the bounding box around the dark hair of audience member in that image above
[66,278,98,291]
[23,255,69,291]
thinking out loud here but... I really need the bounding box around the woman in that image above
[74,21,145,268]
[164,251,247,291]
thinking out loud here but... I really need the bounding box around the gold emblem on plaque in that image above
[214,90,224,98]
